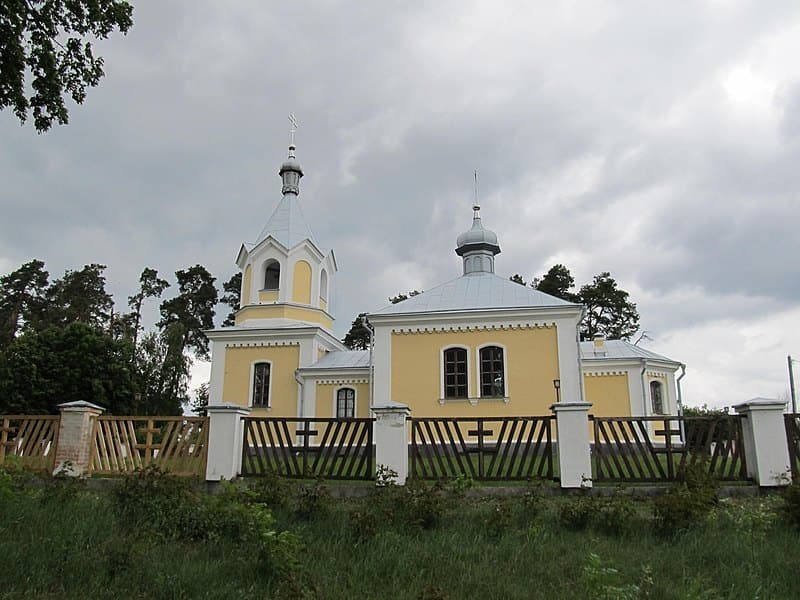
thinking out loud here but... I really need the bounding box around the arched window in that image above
[650,381,664,414]
[443,347,468,398]
[264,260,280,291]
[479,346,505,397]
[252,362,271,407]
[320,269,328,302]
[336,387,355,418]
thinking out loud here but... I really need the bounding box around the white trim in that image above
[475,342,508,399]
[316,377,369,385]
[261,258,281,293]
[440,344,471,401]
[649,380,665,415]
[320,268,328,302]
[391,322,556,334]
[248,360,273,409]
[333,385,357,418]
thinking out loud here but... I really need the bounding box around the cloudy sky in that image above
[2,1,800,409]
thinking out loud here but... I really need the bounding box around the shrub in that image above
[294,479,331,520]
[397,479,446,530]
[653,460,719,536]
[594,492,636,536]
[558,495,593,530]
[521,481,546,518]
[484,499,512,538]
[780,481,800,528]
[247,470,292,508]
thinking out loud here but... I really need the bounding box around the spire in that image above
[455,205,501,275]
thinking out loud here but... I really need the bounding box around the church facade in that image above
[206,145,685,419]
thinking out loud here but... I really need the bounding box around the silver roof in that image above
[254,192,318,249]
[580,340,679,364]
[369,272,578,316]
[306,350,370,369]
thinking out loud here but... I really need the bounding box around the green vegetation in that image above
[2,465,800,599]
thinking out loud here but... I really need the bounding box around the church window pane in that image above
[264,260,280,290]
[650,381,664,414]
[337,387,355,418]
[444,348,468,398]
[320,269,328,301]
[252,363,270,407]
[480,346,504,397]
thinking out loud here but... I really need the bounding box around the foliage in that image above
[580,553,652,600]
[343,312,370,350]
[127,267,169,348]
[683,404,729,417]
[221,272,242,327]
[0,0,134,132]
[0,259,48,348]
[532,263,578,302]
[593,492,637,536]
[293,480,331,520]
[247,470,292,509]
[557,494,593,530]
[129,329,186,415]
[0,322,134,414]
[38,263,114,330]
[158,265,217,359]
[579,271,640,341]
[780,481,800,528]
[483,498,513,537]
[389,290,422,304]
[509,273,526,285]
[653,460,719,536]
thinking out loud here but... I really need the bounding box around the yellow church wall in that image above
[314,382,371,418]
[242,264,252,305]
[390,327,559,417]
[258,290,279,302]
[234,304,333,330]
[292,260,312,304]
[583,374,631,417]
[222,345,300,416]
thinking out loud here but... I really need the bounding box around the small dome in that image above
[279,145,304,177]
[456,205,499,251]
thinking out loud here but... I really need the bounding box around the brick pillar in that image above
[54,401,105,476]
[205,404,251,481]
[373,402,411,485]
[551,402,593,488]
[734,398,792,486]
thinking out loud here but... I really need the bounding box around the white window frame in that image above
[475,342,508,399]
[320,269,328,302]
[262,259,281,292]
[248,360,273,409]
[440,344,471,401]
[650,379,664,415]
[333,385,357,419]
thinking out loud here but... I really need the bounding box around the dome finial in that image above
[279,116,303,195]
[456,200,500,275]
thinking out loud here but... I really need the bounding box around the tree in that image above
[532,264,578,302]
[0,322,134,414]
[389,290,421,304]
[220,272,242,327]
[39,263,113,330]
[127,267,169,348]
[158,265,217,359]
[343,312,370,350]
[509,274,526,286]
[1,0,134,132]
[0,259,49,348]
[189,382,209,416]
[578,272,640,341]
[131,328,187,415]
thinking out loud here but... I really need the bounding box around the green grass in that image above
[2,469,799,599]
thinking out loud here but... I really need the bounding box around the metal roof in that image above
[369,272,578,316]
[306,350,370,369]
[254,193,318,249]
[580,340,679,364]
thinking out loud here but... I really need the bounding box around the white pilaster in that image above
[372,402,411,485]
[556,318,583,404]
[551,401,592,488]
[208,340,226,405]
[54,401,105,476]
[733,398,791,487]
[372,325,392,406]
[205,403,251,481]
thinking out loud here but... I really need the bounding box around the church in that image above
[205,143,684,420]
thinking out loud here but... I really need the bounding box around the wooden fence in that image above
[0,415,59,471]
[241,417,374,480]
[786,413,800,480]
[90,416,208,476]
[591,415,748,482]
[410,416,555,481]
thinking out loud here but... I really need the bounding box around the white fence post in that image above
[372,402,411,485]
[205,403,251,481]
[551,402,593,488]
[54,401,105,476]
[733,398,791,486]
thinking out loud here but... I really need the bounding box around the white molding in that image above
[226,341,300,348]
[392,322,556,334]
[584,370,628,377]
[317,378,369,385]
[475,342,508,398]
[440,344,471,400]
[368,305,582,328]
[247,360,273,409]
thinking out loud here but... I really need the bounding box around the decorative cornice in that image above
[646,370,668,378]
[316,378,369,385]
[391,322,555,334]
[226,341,300,348]
[584,370,628,377]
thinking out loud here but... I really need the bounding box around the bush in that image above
[397,479,446,530]
[557,495,593,530]
[294,479,331,520]
[247,470,292,508]
[521,481,546,518]
[653,460,719,536]
[594,492,636,536]
[780,481,800,528]
[484,499,512,538]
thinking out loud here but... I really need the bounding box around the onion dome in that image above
[279,144,304,195]
[456,205,501,274]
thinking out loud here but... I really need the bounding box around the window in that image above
[264,260,280,290]
[443,347,468,398]
[336,387,355,418]
[320,269,328,302]
[479,346,505,397]
[650,381,664,414]
[252,363,270,407]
